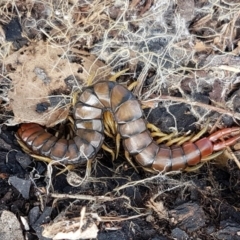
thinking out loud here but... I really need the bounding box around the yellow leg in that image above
[147,123,167,135]
[124,151,139,173]
[102,144,115,161]
[164,133,195,147]
[184,163,204,172]
[104,111,117,135]
[109,69,129,81]
[86,73,95,86]
[104,129,115,139]
[67,116,74,125]
[115,133,121,159]
[127,81,138,91]
[102,111,121,161]
[176,134,195,146]
[29,154,53,164]
[165,134,192,147]
[201,151,224,161]
[189,120,209,142]
[156,132,177,144]
[17,139,32,155]
[72,90,81,107]
[85,159,92,179]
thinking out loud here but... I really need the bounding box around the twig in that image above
[226,146,240,169]
[142,96,240,121]
[49,193,129,203]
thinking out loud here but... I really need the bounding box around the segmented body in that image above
[17,81,240,171]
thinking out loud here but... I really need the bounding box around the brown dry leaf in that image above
[194,40,209,52]
[5,41,110,127]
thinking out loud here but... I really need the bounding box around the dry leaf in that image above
[194,41,209,52]
[6,41,110,127]
[42,215,99,240]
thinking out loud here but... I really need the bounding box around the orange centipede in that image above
[16,81,240,171]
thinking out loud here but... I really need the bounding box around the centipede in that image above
[16,81,240,172]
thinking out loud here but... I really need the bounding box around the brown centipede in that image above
[16,81,240,172]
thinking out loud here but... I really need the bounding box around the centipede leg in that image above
[175,133,194,146]
[108,68,129,81]
[17,138,32,154]
[189,120,210,142]
[72,90,81,107]
[115,133,120,159]
[201,151,224,161]
[184,151,224,172]
[166,133,193,147]
[124,151,139,173]
[127,81,138,91]
[184,162,204,172]
[29,154,53,163]
[102,111,121,160]
[102,144,115,161]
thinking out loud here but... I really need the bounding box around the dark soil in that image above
[1,103,240,239]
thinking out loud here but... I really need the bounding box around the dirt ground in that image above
[1,0,240,240]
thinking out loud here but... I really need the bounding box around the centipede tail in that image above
[16,81,240,171]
